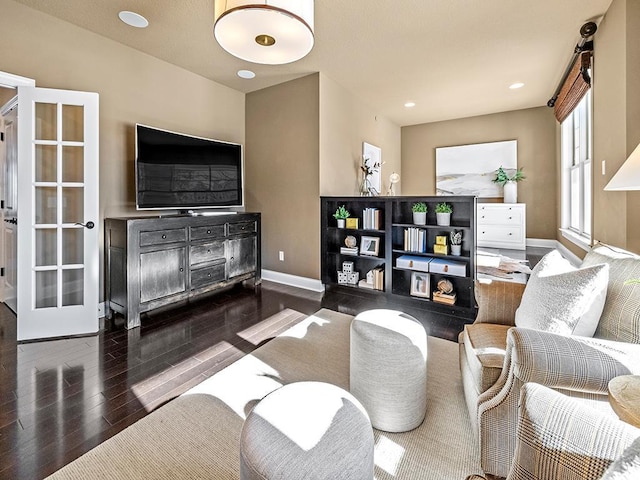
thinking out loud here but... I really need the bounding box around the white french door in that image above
[16,87,99,341]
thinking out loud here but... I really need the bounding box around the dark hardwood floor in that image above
[0,281,468,479]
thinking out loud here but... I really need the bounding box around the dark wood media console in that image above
[105,213,261,329]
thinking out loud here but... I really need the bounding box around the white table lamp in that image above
[605,142,640,190]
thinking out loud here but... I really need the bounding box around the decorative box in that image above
[347,272,359,285]
[337,271,349,284]
[428,258,466,277]
[345,218,359,229]
[396,255,432,272]
[342,261,354,273]
[433,244,448,255]
[435,235,448,246]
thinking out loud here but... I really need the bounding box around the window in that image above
[561,89,592,248]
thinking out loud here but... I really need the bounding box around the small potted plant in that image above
[412,202,427,225]
[492,166,525,203]
[450,230,462,256]
[435,202,452,226]
[333,205,350,228]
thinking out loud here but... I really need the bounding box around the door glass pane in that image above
[35,187,57,224]
[584,163,592,235]
[62,269,83,306]
[62,146,83,183]
[570,168,579,229]
[36,229,57,266]
[62,105,83,142]
[35,102,57,141]
[35,145,57,182]
[62,228,83,265]
[62,187,83,224]
[36,270,57,309]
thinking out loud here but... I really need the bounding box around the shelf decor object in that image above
[321,196,477,318]
[213,0,314,65]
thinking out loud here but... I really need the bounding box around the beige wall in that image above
[402,107,557,239]
[583,0,640,254]
[245,74,320,279]
[0,0,245,299]
[319,73,401,196]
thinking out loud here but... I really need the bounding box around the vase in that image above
[413,212,427,225]
[337,219,345,228]
[436,212,451,226]
[359,175,372,196]
[451,245,462,256]
[503,181,517,203]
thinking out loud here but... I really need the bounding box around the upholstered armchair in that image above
[507,383,640,480]
[459,245,640,478]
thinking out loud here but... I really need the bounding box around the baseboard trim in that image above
[261,270,325,293]
[526,238,558,248]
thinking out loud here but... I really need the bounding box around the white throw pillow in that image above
[515,250,609,336]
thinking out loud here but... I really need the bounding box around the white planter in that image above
[413,211,427,225]
[503,181,518,203]
[337,219,345,228]
[451,245,462,256]
[436,212,451,226]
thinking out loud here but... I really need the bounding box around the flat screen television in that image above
[135,124,244,210]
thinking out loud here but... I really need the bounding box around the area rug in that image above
[48,309,483,479]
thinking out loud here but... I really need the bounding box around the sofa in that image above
[459,244,640,478]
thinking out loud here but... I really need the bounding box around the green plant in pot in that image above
[412,202,427,225]
[492,166,525,203]
[450,230,462,256]
[333,205,350,228]
[435,202,453,226]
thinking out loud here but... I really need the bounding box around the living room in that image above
[1,0,639,478]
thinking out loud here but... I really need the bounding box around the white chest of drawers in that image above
[477,203,526,250]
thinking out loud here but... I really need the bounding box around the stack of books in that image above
[433,291,456,305]
[340,246,358,255]
[404,227,427,253]
[362,208,381,230]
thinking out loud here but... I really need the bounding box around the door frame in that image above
[0,72,34,305]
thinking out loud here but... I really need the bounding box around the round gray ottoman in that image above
[239,381,374,480]
[350,309,428,432]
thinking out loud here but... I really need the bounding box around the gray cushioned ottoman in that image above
[239,381,374,480]
[350,309,428,432]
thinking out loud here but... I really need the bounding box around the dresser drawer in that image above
[190,224,225,241]
[228,221,256,235]
[139,228,186,247]
[478,226,524,244]
[191,263,226,289]
[190,241,225,266]
[477,205,524,225]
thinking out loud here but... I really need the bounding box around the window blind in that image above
[554,52,592,123]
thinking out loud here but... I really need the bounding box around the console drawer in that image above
[190,224,225,241]
[228,221,256,236]
[140,228,186,247]
[190,241,225,266]
[191,263,226,289]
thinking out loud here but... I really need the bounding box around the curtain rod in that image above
[547,22,598,108]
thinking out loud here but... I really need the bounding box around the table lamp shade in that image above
[605,143,640,191]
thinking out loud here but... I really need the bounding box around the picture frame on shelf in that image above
[360,236,380,256]
[410,271,430,298]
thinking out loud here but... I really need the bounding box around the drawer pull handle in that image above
[508,233,512,236]
[207,273,212,277]
[162,234,167,239]
[179,268,184,272]
[509,216,512,219]
[207,250,211,254]
[207,230,211,234]
[482,215,485,218]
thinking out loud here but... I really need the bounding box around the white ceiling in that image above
[12,0,613,126]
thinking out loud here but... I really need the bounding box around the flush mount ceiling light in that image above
[404,102,416,108]
[509,82,525,90]
[214,0,314,65]
[118,11,149,28]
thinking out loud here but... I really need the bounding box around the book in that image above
[433,291,456,305]
[340,247,358,255]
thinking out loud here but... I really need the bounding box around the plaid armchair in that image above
[507,383,640,480]
[459,245,640,478]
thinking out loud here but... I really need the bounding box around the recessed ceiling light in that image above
[118,11,149,28]
[237,69,256,79]
[404,102,416,108]
[509,82,525,90]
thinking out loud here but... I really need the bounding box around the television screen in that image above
[135,124,243,210]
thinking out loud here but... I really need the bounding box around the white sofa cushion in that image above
[515,250,609,336]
